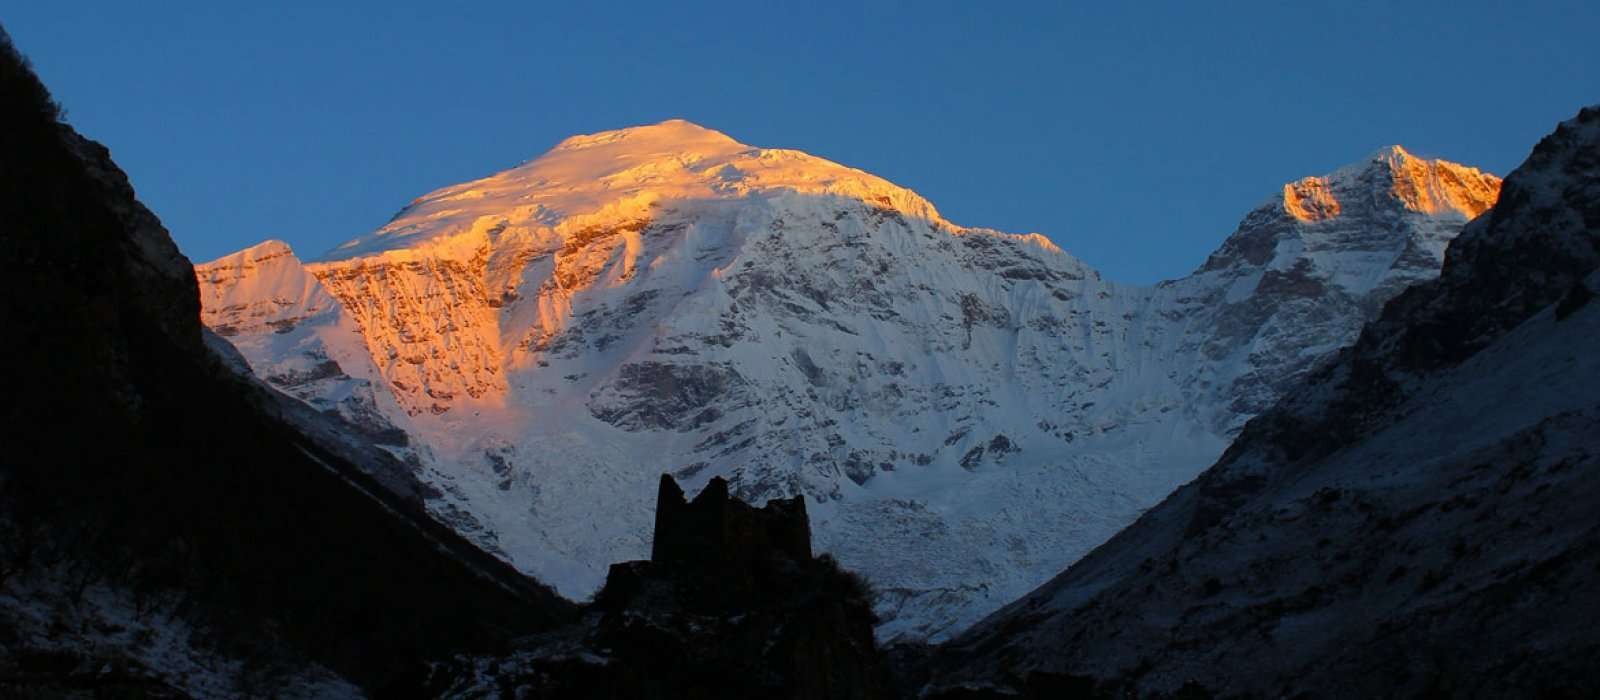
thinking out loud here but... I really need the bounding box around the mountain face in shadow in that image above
[0,27,575,696]
[927,107,1600,698]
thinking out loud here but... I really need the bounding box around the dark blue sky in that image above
[7,2,1596,283]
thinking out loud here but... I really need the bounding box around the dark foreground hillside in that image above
[929,107,1600,698]
[0,26,574,695]
[427,475,892,699]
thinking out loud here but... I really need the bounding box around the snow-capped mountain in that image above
[196,119,1499,639]
[932,105,1600,698]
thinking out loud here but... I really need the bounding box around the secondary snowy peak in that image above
[323,118,945,261]
[937,108,1599,699]
[1172,149,1500,432]
[1372,145,1500,218]
[196,239,338,335]
[1199,148,1501,300]
[1282,146,1498,223]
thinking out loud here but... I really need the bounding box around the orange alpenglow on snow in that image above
[1282,145,1501,223]
[270,120,945,417]
[323,119,952,262]
[200,120,1063,419]
[1282,177,1343,222]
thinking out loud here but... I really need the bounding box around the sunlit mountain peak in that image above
[321,119,945,262]
[1281,146,1500,223]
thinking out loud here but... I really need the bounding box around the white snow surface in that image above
[195,120,1499,640]
[943,273,1600,696]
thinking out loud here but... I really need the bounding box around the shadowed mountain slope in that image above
[0,26,574,696]
[929,106,1600,699]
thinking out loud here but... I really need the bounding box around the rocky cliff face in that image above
[930,107,1600,699]
[0,28,573,696]
[199,120,1500,640]
[196,241,417,447]
[428,475,890,699]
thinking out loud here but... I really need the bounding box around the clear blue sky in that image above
[6,2,1596,283]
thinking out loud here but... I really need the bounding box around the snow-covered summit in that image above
[1196,143,1500,303]
[200,124,1499,641]
[937,107,1600,699]
[1360,145,1498,217]
[1273,145,1496,223]
[322,119,945,262]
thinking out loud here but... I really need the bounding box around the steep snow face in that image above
[195,242,416,455]
[197,121,1498,640]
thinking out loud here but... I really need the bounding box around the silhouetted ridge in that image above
[0,25,574,695]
